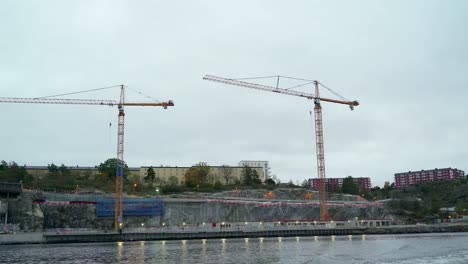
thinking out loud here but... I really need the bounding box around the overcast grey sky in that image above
[1,0,467,186]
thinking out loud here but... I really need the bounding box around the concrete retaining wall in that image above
[0,232,44,245]
[1,224,468,245]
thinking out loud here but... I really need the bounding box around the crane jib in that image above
[203,75,358,107]
[203,73,359,221]
[0,90,174,232]
[0,97,118,106]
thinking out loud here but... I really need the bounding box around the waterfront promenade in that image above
[1,223,467,245]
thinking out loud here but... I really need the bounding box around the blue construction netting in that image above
[96,198,164,217]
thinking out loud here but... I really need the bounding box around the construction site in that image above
[0,75,399,243]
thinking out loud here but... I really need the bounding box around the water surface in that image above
[1,233,467,263]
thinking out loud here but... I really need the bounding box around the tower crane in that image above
[203,75,358,221]
[0,85,174,231]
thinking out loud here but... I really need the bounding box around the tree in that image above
[167,175,178,186]
[221,165,233,185]
[59,164,70,175]
[47,163,59,173]
[214,181,223,190]
[185,167,200,187]
[195,162,210,184]
[241,165,253,185]
[384,181,390,189]
[251,170,262,185]
[272,174,281,185]
[0,160,8,170]
[43,163,74,187]
[184,162,211,187]
[98,158,129,181]
[0,161,33,184]
[160,175,184,194]
[301,179,309,188]
[154,176,162,186]
[342,176,359,195]
[240,166,261,186]
[145,166,156,182]
[59,164,74,186]
[265,178,276,190]
[265,178,276,186]
[46,163,62,185]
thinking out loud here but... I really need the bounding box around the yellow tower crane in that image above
[203,75,358,221]
[0,85,174,231]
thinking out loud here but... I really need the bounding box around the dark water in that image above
[1,233,467,264]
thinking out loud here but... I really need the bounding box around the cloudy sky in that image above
[1,1,467,186]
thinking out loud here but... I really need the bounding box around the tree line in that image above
[1,158,275,195]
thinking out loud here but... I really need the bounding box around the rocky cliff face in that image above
[161,201,388,225]
[42,204,112,230]
[210,189,362,202]
[8,191,392,230]
[7,193,44,231]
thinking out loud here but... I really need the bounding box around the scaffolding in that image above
[96,198,164,217]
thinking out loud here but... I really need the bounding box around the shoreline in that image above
[1,223,468,245]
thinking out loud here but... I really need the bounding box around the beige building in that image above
[25,165,264,186]
[140,166,264,185]
[25,166,141,180]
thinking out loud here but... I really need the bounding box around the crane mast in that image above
[0,86,174,231]
[115,85,125,232]
[313,81,327,220]
[203,75,358,221]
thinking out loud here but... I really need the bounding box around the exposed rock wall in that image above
[7,193,44,231]
[210,189,362,202]
[161,201,388,225]
[8,192,391,230]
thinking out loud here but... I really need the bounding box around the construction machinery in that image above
[0,85,174,231]
[203,75,358,221]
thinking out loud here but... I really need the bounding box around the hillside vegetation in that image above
[371,179,468,222]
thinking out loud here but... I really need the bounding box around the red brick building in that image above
[308,177,371,192]
[394,168,465,189]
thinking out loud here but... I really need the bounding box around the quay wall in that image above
[0,232,44,244]
[1,224,468,245]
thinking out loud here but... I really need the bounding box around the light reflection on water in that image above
[1,233,468,264]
